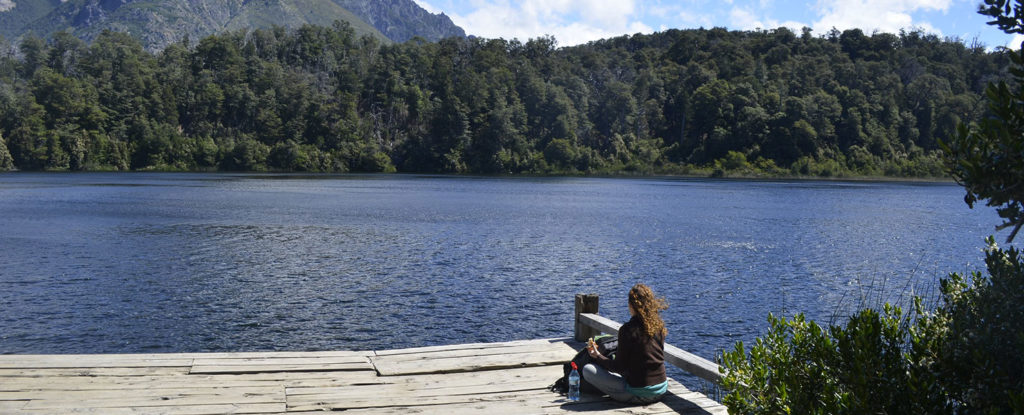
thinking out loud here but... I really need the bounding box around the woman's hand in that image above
[586,339,602,359]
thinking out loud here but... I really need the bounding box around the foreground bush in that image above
[720,239,1024,414]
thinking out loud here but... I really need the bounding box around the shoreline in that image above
[0,169,956,184]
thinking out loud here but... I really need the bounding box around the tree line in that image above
[0,22,1011,176]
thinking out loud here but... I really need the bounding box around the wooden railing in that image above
[574,293,725,385]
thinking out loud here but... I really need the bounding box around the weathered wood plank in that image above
[286,379,548,404]
[20,386,284,410]
[371,342,575,363]
[373,338,570,356]
[158,350,372,359]
[0,367,192,377]
[287,387,561,412]
[0,400,28,411]
[0,351,370,361]
[288,386,721,415]
[17,402,286,414]
[335,400,555,415]
[285,365,563,400]
[348,364,560,389]
[578,313,623,336]
[189,362,371,374]
[0,386,282,401]
[326,388,727,415]
[663,344,725,386]
[191,356,369,366]
[1,371,382,391]
[0,356,193,369]
[371,348,574,376]
[189,355,372,374]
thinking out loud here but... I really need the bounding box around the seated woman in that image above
[584,283,668,404]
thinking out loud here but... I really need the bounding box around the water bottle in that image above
[568,362,581,401]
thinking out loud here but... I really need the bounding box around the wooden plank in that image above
[578,313,623,336]
[284,364,569,412]
[335,365,561,390]
[579,313,725,385]
[286,365,563,400]
[373,338,570,356]
[335,400,554,415]
[20,386,284,410]
[190,355,372,374]
[663,344,725,386]
[1,371,382,391]
[153,350,372,359]
[287,387,561,412]
[0,400,28,411]
[189,361,372,374]
[288,384,722,414]
[287,378,548,403]
[371,349,574,376]
[192,356,368,366]
[17,403,286,414]
[329,389,728,415]
[372,342,575,363]
[0,367,192,377]
[0,351,370,361]
[0,386,283,401]
[0,356,193,369]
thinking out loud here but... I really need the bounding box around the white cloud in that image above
[0,0,15,13]
[730,7,767,30]
[1009,34,1024,50]
[812,0,951,35]
[677,10,715,28]
[446,0,653,46]
[579,0,636,28]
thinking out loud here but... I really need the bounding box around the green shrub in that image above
[721,306,927,414]
[721,239,1024,415]
[921,238,1024,414]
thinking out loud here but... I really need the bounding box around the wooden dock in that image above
[0,338,728,414]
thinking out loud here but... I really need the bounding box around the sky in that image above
[414,0,1022,50]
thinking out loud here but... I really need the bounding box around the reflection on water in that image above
[0,173,1008,385]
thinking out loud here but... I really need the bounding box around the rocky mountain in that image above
[335,0,464,42]
[0,0,465,51]
[0,0,61,39]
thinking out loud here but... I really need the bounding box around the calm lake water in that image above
[0,173,1008,381]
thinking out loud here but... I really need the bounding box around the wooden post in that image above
[574,294,600,342]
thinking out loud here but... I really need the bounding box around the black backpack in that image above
[549,334,618,395]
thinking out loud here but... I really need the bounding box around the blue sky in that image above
[414,0,1021,50]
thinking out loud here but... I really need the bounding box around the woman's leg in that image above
[581,364,635,402]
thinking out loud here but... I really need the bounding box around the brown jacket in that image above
[593,315,667,388]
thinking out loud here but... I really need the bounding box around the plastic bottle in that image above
[568,362,581,402]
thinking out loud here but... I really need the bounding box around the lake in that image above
[0,173,1006,383]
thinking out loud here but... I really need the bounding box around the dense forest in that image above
[0,22,1011,176]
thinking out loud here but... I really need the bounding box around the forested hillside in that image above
[0,23,1010,176]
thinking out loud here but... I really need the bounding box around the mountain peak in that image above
[0,0,466,51]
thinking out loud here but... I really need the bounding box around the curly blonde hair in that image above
[629,283,668,338]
